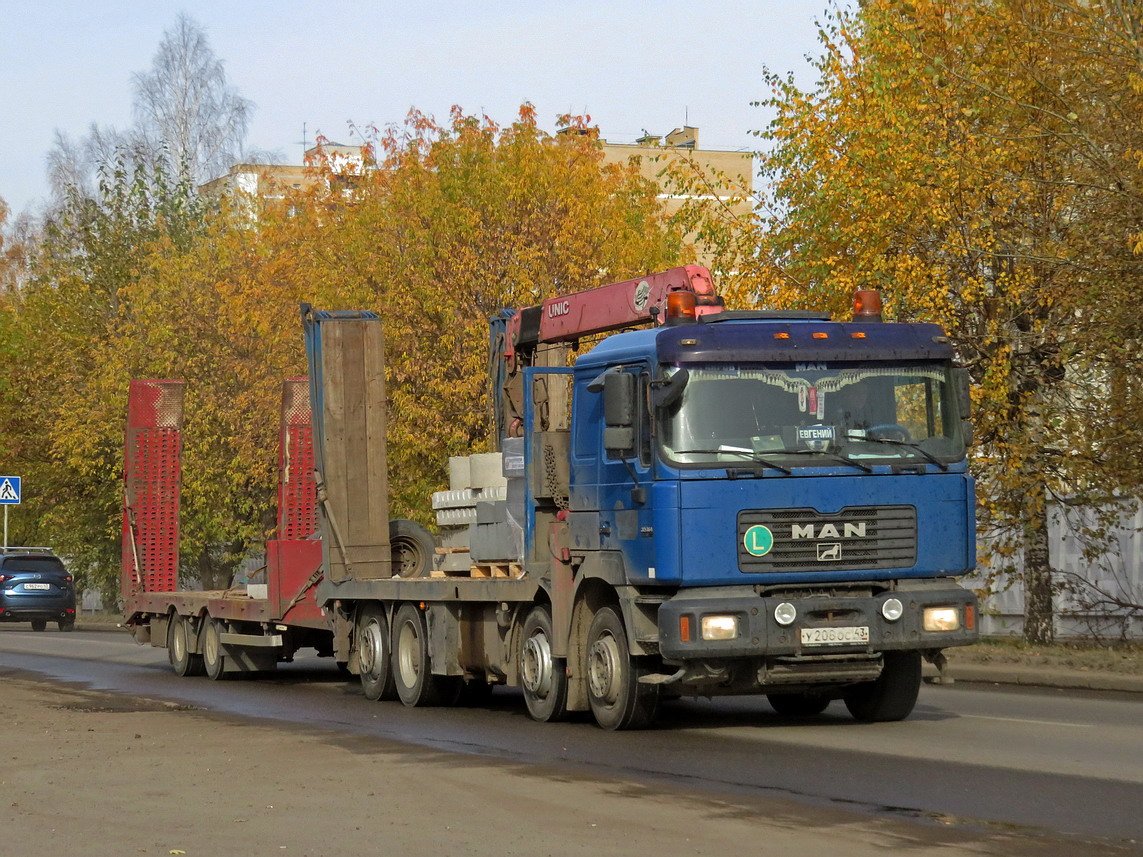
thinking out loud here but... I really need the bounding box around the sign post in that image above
[0,476,21,550]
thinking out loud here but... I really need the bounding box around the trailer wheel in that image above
[843,650,922,722]
[585,606,658,731]
[520,605,568,722]
[168,614,204,677]
[202,618,229,681]
[392,603,444,706]
[390,519,434,578]
[767,692,831,717]
[356,604,397,701]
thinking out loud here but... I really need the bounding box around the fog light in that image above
[701,615,739,641]
[923,606,960,632]
[774,602,797,626]
[881,597,904,622]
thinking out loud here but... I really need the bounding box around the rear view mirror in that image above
[652,367,689,409]
[602,372,635,456]
[953,368,972,419]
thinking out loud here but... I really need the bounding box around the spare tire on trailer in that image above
[390,519,434,578]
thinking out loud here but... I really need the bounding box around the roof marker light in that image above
[853,290,883,322]
[666,291,698,323]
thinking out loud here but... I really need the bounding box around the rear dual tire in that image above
[168,614,204,677]
[357,604,397,701]
[201,618,229,681]
[392,603,454,706]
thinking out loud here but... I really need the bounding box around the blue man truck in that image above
[303,265,978,729]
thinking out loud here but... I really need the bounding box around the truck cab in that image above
[557,307,977,717]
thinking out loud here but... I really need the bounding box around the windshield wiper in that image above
[842,432,948,471]
[769,447,873,474]
[671,448,792,475]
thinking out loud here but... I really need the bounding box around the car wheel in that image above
[391,603,444,706]
[168,614,204,677]
[202,618,229,681]
[843,651,922,722]
[519,605,568,722]
[30,619,47,632]
[767,692,831,716]
[356,603,397,701]
[585,606,659,730]
[58,619,76,632]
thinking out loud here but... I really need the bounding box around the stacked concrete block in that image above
[431,451,517,573]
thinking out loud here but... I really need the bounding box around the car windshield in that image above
[658,362,964,468]
[2,556,66,573]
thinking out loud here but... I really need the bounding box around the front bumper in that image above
[657,578,977,662]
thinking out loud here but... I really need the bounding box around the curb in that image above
[924,661,1143,694]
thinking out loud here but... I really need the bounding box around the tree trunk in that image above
[1023,488,1055,644]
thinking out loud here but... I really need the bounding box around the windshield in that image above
[658,363,964,468]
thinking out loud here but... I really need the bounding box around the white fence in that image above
[966,501,1143,639]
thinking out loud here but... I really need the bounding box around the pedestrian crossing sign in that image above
[0,477,20,505]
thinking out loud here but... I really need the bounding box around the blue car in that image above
[0,548,76,631]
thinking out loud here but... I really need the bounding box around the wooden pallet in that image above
[429,563,524,579]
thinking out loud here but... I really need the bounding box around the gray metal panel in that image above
[316,577,539,604]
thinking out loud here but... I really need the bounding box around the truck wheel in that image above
[767,693,831,716]
[168,614,204,677]
[357,604,397,701]
[843,651,922,722]
[392,603,443,706]
[520,605,568,722]
[202,618,229,681]
[585,606,659,731]
[390,519,434,578]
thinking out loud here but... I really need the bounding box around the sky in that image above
[1,0,837,218]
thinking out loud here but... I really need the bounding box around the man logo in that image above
[791,522,867,540]
[817,543,842,561]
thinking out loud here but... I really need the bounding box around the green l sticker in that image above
[744,524,774,557]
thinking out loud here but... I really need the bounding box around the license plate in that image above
[22,583,51,590]
[801,626,869,646]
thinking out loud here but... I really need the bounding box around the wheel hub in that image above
[521,632,553,698]
[360,620,383,675]
[588,633,621,704]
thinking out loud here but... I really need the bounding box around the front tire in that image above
[519,605,568,722]
[168,614,204,677]
[356,604,396,701]
[767,692,831,717]
[843,651,922,722]
[391,603,443,706]
[585,606,658,731]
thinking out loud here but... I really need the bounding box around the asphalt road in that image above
[2,626,1141,853]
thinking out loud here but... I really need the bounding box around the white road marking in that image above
[961,714,1093,728]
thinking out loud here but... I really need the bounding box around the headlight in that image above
[881,597,904,622]
[923,606,960,632]
[774,602,797,626]
[701,615,739,641]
